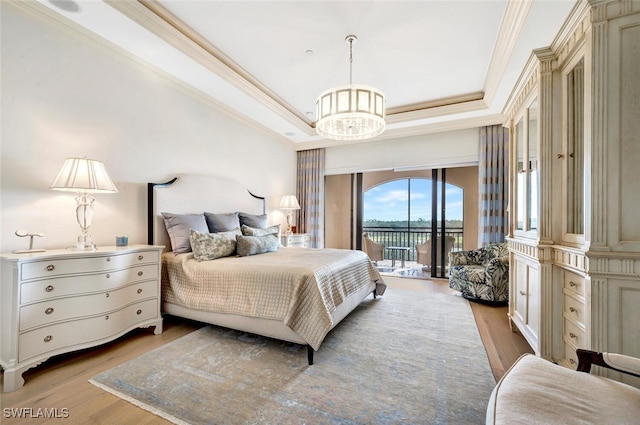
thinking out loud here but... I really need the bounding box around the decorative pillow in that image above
[236,234,279,257]
[189,228,241,262]
[241,224,280,237]
[238,212,268,229]
[161,212,209,254]
[204,212,241,233]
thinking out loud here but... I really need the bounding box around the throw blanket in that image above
[162,248,385,350]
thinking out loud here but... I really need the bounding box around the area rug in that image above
[89,287,496,424]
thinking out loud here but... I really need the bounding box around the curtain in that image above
[479,125,509,245]
[296,148,325,248]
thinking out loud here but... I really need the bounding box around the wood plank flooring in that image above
[0,277,532,424]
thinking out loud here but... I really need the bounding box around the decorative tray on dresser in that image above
[0,244,163,392]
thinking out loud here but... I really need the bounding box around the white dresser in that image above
[280,233,310,248]
[0,245,163,392]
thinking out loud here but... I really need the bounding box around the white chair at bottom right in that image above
[487,349,640,425]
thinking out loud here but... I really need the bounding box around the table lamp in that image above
[50,157,118,250]
[279,195,300,236]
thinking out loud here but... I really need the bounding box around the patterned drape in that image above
[296,148,325,248]
[479,125,509,245]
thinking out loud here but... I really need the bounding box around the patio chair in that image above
[415,235,455,270]
[362,233,384,264]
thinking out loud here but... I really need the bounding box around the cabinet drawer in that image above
[563,270,585,296]
[564,341,579,370]
[18,299,158,362]
[20,280,158,331]
[564,319,585,348]
[20,264,158,304]
[20,250,159,280]
[564,294,585,325]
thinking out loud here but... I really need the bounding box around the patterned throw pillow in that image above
[241,224,280,236]
[236,234,279,257]
[189,228,241,262]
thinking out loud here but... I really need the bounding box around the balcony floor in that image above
[374,259,450,280]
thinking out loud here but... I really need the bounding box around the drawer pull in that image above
[45,285,55,292]
[519,291,527,296]
[45,307,54,315]
[105,315,109,320]
[569,358,576,364]
[569,332,577,339]
[569,281,577,287]
[569,307,577,313]
[46,264,55,272]
[106,274,110,279]
[105,293,110,298]
[137,288,143,294]
[43,335,52,343]
[136,309,142,315]
[138,271,143,277]
[138,255,144,261]
[106,257,111,262]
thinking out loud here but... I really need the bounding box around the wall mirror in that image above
[565,58,584,236]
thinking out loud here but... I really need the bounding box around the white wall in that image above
[0,3,296,253]
[325,128,479,175]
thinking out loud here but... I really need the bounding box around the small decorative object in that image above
[49,157,118,251]
[116,236,128,246]
[13,229,46,253]
[279,195,300,236]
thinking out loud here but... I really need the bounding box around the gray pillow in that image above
[241,224,280,236]
[236,234,279,257]
[204,212,241,233]
[238,212,268,229]
[161,212,208,254]
[189,228,241,262]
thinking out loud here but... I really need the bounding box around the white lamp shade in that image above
[50,157,118,193]
[279,195,300,210]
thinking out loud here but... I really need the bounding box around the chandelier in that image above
[315,35,386,141]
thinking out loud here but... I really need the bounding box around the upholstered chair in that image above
[415,235,456,270]
[448,242,509,304]
[362,233,384,264]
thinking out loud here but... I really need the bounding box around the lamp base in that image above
[70,235,96,251]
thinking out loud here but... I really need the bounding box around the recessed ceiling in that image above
[37,0,577,148]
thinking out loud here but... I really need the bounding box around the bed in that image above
[147,174,385,364]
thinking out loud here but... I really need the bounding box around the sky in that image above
[364,178,463,222]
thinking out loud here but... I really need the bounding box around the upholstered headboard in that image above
[147,174,265,250]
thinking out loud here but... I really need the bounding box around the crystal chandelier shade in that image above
[315,35,386,141]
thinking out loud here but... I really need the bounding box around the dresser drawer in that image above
[564,294,585,325]
[563,270,585,297]
[19,280,158,331]
[564,341,579,370]
[18,299,158,362]
[564,318,585,348]
[20,264,159,304]
[20,250,160,281]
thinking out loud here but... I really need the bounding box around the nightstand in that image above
[280,233,310,248]
[0,244,163,392]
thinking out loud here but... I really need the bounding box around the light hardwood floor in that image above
[0,277,532,424]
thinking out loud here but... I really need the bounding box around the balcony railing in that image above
[363,227,464,262]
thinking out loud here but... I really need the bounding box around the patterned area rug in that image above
[89,287,495,424]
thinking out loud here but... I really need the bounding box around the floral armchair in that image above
[448,242,509,304]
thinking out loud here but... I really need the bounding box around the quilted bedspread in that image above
[161,248,385,350]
